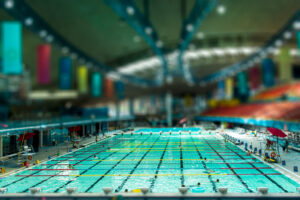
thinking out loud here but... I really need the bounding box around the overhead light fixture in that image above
[107,72,121,80]
[196,32,205,39]
[145,27,153,35]
[275,39,283,47]
[62,46,69,54]
[293,21,300,30]
[283,31,292,39]
[199,49,211,57]
[213,48,225,56]
[39,30,47,38]
[216,5,226,15]
[186,24,194,32]
[156,40,163,48]
[241,47,254,55]
[272,48,280,55]
[24,17,33,26]
[46,35,54,43]
[126,6,135,16]
[289,49,300,56]
[226,47,239,55]
[4,0,14,9]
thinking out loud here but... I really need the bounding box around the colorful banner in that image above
[184,94,193,107]
[1,22,23,74]
[297,31,300,50]
[105,78,114,98]
[237,71,248,96]
[91,72,102,97]
[77,66,88,94]
[262,58,275,87]
[37,44,51,84]
[225,78,234,99]
[278,48,292,82]
[218,80,225,99]
[59,57,72,89]
[249,66,260,90]
[115,81,125,100]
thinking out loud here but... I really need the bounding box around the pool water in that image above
[0,128,298,193]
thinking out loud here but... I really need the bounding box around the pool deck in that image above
[0,128,300,199]
[0,127,300,196]
[223,129,300,183]
[0,134,109,177]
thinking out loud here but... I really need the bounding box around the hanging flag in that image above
[237,71,249,97]
[262,58,275,87]
[278,48,292,83]
[225,78,234,99]
[218,80,225,99]
[59,57,72,89]
[105,78,114,98]
[184,94,193,107]
[91,72,102,97]
[37,44,51,84]
[249,66,260,90]
[77,66,88,94]
[115,81,125,100]
[1,22,23,74]
[297,31,300,50]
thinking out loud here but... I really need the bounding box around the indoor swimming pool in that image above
[0,128,298,194]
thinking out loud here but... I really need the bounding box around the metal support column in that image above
[166,92,173,127]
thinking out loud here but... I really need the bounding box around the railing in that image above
[0,116,134,136]
[0,191,299,199]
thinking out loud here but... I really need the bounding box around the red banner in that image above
[249,66,260,90]
[105,78,114,98]
[37,45,51,84]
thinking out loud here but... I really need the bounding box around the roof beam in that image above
[0,0,158,87]
[177,0,217,83]
[105,0,168,85]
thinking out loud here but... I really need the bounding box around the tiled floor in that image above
[0,135,101,176]
[223,129,300,183]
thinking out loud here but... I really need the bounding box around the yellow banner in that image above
[278,48,292,83]
[184,94,193,107]
[77,66,88,94]
[225,78,233,99]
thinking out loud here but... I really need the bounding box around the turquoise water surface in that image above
[0,128,298,193]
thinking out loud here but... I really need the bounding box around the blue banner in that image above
[1,22,23,74]
[237,72,248,96]
[115,81,125,100]
[91,72,102,97]
[218,80,225,99]
[262,58,275,87]
[297,31,300,50]
[59,57,72,89]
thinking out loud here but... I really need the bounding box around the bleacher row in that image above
[203,102,300,121]
[253,82,300,101]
